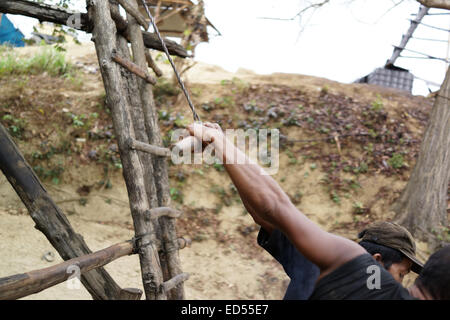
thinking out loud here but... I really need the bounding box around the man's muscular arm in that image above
[187,123,365,275]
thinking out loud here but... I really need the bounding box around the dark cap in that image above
[358,221,423,274]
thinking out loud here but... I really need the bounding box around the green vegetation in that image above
[1,114,27,139]
[353,201,366,215]
[214,96,235,108]
[388,153,404,169]
[153,77,179,103]
[170,187,184,204]
[371,94,384,112]
[0,45,74,77]
[331,191,341,205]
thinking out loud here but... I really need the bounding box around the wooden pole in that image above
[111,51,157,85]
[386,5,429,66]
[0,241,134,300]
[128,0,187,300]
[126,0,175,299]
[154,0,162,22]
[119,287,143,300]
[87,0,166,300]
[0,0,189,58]
[0,123,124,300]
[116,0,149,29]
[128,138,171,157]
[145,49,163,77]
[111,0,171,299]
[147,207,182,220]
[155,4,189,24]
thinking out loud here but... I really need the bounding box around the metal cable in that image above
[140,0,201,122]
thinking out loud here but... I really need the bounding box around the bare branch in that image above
[259,0,330,21]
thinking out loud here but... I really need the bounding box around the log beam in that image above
[0,123,124,300]
[0,0,189,58]
[0,241,134,300]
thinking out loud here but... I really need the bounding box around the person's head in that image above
[358,221,423,283]
[359,240,412,283]
[413,245,450,300]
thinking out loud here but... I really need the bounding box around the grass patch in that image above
[0,45,74,77]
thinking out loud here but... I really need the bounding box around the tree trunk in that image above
[393,67,450,245]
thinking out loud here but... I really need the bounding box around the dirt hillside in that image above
[0,42,439,299]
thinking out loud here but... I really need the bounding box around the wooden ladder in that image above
[0,0,191,300]
[88,0,188,300]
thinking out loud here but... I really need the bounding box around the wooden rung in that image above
[111,51,157,85]
[116,0,149,29]
[145,50,163,77]
[177,237,192,250]
[162,273,190,292]
[147,207,182,220]
[127,138,171,157]
[118,287,143,300]
[155,4,189,25]
[0,241,134,300]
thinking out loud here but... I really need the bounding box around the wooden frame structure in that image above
[138,0,220,41]
[0,0,193,300]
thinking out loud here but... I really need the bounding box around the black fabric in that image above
[309,253,416,300]
[257,227,320,300]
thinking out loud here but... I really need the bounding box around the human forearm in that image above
[214,135,291,227]
[186,122,366,273]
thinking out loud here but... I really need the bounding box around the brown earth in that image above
[0,42,438,299]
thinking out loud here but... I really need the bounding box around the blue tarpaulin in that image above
[0,15,25,47]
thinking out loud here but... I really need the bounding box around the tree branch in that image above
[0,0,189,58]
[259,0,330,21]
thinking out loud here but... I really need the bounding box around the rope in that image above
[132,231,155,253]
[140,0,201,122]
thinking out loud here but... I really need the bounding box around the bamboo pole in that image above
[0,241,134,300]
